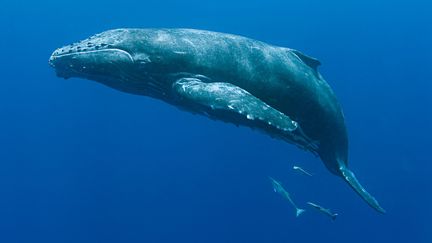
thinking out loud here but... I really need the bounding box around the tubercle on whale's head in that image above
[48,29,152,81]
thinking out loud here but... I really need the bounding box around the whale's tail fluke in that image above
[296,208,306,217]
[340,166,386,214]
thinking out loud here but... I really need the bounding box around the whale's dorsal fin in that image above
[290,49,321,73]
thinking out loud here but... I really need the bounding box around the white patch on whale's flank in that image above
[174,51,187,55]
[262,47,273,60]
[208,85,221,92]
[155,31,171,42]
[133,53,151,63]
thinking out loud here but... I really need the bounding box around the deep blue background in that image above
[1,0,431,242]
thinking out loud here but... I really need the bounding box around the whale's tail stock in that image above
[339,166,386,214]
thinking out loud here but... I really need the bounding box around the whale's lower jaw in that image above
[48,47,135,82]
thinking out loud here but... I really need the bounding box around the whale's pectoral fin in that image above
[172,78,299,132]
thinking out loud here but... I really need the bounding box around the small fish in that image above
[269,177,305,217]
[307,202,338,220]
[293,165,313,176]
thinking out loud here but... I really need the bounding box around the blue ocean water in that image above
[1,0,431,242]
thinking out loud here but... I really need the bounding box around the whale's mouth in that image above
[49,48,134,62]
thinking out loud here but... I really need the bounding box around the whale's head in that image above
[48,29,162,95]
[49,30,137,79]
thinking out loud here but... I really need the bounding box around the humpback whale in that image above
[49,28,385,213]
